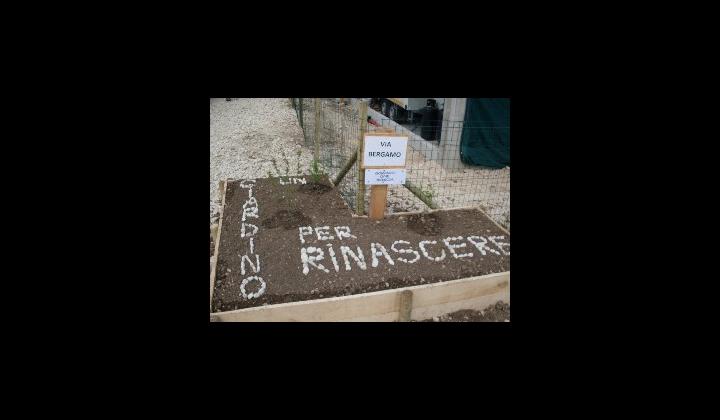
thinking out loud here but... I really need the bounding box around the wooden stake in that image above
[356,100,368,215]
[333,148,357,186]
[298,98,303,128]
[364,126,399,220]
[403,180,436,209]
[314,98,320,161]
[369,184,388,220]
[398,290,413,322]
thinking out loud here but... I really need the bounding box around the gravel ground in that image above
[210,98,314,224]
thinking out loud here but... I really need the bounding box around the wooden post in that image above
[366,128,398,220]
[398,290,413,322]
[314,98,321,162]
[298,98,303,128]
[333,148,357,186]
[356,100,368,215]
[404,180,437,209]
[339,98,345,146]
[369,185,388,220]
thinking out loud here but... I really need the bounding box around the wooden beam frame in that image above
[211,271,509,322]
[210,179,228,310]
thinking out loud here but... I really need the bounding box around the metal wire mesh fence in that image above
[291,98,510,230]
[292,98,363,212]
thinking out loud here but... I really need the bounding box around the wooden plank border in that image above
[210,179,229,310]
[210,271,509,322]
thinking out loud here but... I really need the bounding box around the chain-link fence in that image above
[291,98,510,230]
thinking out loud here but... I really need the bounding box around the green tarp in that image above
[459,98,510,168]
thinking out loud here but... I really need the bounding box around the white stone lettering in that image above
[300,246,330,274]
[281,177,304,185]
[238,179,255,199]
[370,242,395,268]
[443,236,473,259]
[279,177,307,185]
[419,240,446,262]
[240,254,260,275]
[334,226,357,240]
[240,275,266,299]
[242,206,258,221]
[241,197,259,221]
[239,179,256,189]
[467,236,501,256]
[326,244,340,272]
[488,236,510,255]
[340,245,367,271]
[232,179,265,298]
[241,223,258,238]
[391,240,421,264]
[290,226,507,276]
[298,226,313,244]
[315,226,335,241]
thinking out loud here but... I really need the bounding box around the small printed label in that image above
[365,169,406,185]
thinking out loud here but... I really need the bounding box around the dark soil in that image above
[261,209,312,230]
[406,213,443,235]
[298,182,333,195]
[418,301,510,322]
[211,175,510,313]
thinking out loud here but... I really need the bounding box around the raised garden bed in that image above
[210,175,510,321]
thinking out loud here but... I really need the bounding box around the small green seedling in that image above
[309,159,325,184]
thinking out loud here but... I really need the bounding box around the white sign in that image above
[363,135,408,167]
[365,169,406,185]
